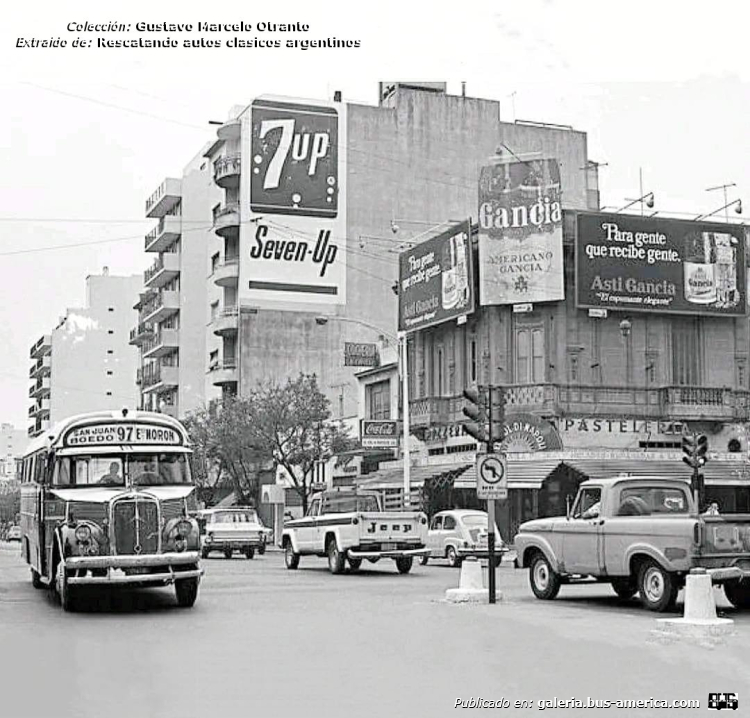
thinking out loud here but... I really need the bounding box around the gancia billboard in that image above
[576,212,747,316]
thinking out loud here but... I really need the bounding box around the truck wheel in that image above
[446,547,462,568]
[348,558,362,572]
[245,547,255,560]
[200,548,209,559]
[395,557,413,574]
[284,543,300,570]
[529,553,561,600]
[638,560,678,612]
[224,549,232,560]
[258,542,266,555]
[724,579,750,608]
[31,568,44,589]
[175,577,199,608]
[56,562,76,613]
[327,539,346,574]
[611,578,638,600]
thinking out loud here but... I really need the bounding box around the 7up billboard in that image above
[240,96,347,305]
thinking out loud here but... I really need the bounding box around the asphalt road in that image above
[1,541,749,718]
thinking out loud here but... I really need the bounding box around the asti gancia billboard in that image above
[576,212,747,316]
[398,220,475,332]
[240,96,347,305]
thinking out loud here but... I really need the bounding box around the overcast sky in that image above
[1,0,749,428]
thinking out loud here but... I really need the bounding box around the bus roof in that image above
[24,409,191,456]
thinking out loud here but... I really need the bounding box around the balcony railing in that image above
[29,335,51,360]
[129,322,154,345]
[144,215,182,252]
[144,252,180,287]
[214,154,241,187]
[212,202,240,236]
[145,178,181,218]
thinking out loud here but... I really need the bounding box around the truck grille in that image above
[113,497,159,555]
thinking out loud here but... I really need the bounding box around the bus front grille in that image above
[113,498,159,555]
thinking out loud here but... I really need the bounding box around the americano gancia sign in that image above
[576,212,747,316]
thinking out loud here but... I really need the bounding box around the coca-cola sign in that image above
[361,420,400,448]
[576,212,747,317]
[478,158,564,306]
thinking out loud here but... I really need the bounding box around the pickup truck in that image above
[281,490,429,574]
[514,475,750,612]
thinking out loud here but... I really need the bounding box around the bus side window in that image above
[34,453,45,484]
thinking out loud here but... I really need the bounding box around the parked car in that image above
[198,508,269,559]
[421,510,507,567]
[7,525,21,542]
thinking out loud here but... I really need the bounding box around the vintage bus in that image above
[19,409,203,611]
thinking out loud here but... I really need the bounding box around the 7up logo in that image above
[250,99,339,219]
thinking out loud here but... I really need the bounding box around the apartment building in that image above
[131,149,223,417]
[0,423,27,481]
[28,270,142,437]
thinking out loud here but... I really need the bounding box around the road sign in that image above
[476,453,508,500]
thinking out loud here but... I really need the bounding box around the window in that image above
[469,337,477,384]
[572,488,601,519]
[107,350,113,355]
[430,516,443,530]
[515,326,545,384]
[443,515,456,530]
[108,307,114,312]
[209,350,219,370]
[211,252,220,274]
[108,330,114,335]
[619,486,689,515]
[436,346,444,396]
[107,371,113,376]
[672,317,701,385]
[106,391,112,396]
[210,301,219,321]
[366,380,391,420]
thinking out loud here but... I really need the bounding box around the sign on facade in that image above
[344,342,379,367]
[62,423,182,447]
[476,453,508,499]
[576,212,747,316]
[398,220,475,332]
[240,96,347,305]
[478,158,564,306]
[361,420,400,448]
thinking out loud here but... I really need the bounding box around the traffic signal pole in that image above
[487,386,496,605]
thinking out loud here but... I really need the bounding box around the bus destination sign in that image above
[63,423,182,447]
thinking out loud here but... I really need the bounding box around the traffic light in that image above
[462,386,488,443]
[489,386,506,448]
[695,434,708,467]
[682,434,709,469]
[681,435,697,468]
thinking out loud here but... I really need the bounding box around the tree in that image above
[249,373,352,514]
[183,398,271,507]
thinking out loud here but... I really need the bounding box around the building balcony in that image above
[213,202,240,238]
[29,355,51,379]
[29,335,51,360]
[142,290,180,325]
[210,358,238,386]
[145,215,182,253]
[29,399,50,417]
[129,322,154,346]
[133,288,156,312]
[409,395,464,429]
[660,386,737,422]
[214,154,241,189]
[142,328,180,359]
[136,367,143,386]
[141,364,179,392]
[216,118,241,142]
[144,252,181,289]
[29,376,51,398]
[145,178,182,218]
[211,307,239,336]
[28,420,50,439]
[213,257,239,287]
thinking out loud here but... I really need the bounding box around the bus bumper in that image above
[65,552,202,585]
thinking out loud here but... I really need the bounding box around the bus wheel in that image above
[56,563,76,612]
[175,578,199,608]
[31,568,44,589]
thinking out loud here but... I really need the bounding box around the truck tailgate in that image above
[700,514,750,556]
[359,512,424,544]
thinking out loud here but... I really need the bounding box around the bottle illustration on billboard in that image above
[442,231,470,311]
[714,233,740,308]
[683,231,718,304]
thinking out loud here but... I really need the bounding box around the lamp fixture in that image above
[695,198,742,221]
[616,193,654,213]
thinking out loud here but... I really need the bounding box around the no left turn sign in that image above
[477,454,508,499]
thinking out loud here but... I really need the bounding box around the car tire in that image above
[446,546,462,568]
[224,549,232,560]
[31,568,44,589]
[245,547,255,560]
[348,558,362,572]
[395,556,413,574]
[56,562,76,613]
[284,543,300,570]
[529,553,561,600]
[419,555,429,566]
[327,539,346,575]
[638,560,678,612]
[175,577,199,608]
[611,577,638,600]
[724,579,750,608]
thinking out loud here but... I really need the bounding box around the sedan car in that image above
[421,510,507,567]
[198,508,271,559]
[7,525,21,542]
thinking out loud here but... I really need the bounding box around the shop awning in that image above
[356,462,472,490]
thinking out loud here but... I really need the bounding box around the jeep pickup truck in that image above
[514,475,750,612]
[282,490,429,574]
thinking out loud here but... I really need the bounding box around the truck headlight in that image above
[75,524,92,542]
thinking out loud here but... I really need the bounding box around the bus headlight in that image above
[176,520,192,538]
[75,524,92,542]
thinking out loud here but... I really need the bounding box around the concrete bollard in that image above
[445,557,502,603]
[656,568,733,639]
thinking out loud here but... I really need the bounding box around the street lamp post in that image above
[316,315,411,507]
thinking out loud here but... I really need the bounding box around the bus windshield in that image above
[53,453,191,487]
